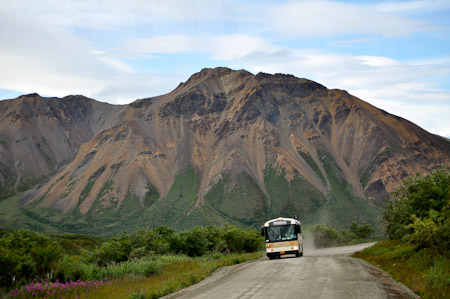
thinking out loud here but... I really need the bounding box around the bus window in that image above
[266,225,297,242]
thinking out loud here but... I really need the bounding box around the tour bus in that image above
[261,217,303,259]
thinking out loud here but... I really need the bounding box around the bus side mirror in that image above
[295,224,301,234]
[261,226,265,237]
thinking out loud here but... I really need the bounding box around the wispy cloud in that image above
[0,10,132,99]
[271,0,429,37]
[374,0,450,14]
[0,0,449,136]
[2,0,235,30]
[125,35,205,54]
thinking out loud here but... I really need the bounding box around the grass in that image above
[16,176,43,192]
[310,150,383,233]
[7,252,263,299]
[353,240,450,298]
[51,233,103,255]
[205,172,268,227]
[82,253,262,299]
[0,194,63,233]
[264,167,326,220]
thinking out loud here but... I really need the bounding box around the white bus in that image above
[261,217,303,259]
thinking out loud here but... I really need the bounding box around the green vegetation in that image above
[97,180,114,200]
[1,161,383,237]
[264,154,383,234]
[205,172,268,227]
[297,151,326,184]
[354,241,450,298]
[0,185,15,201]
[16,176,43,192]
[308,151,383,233]
[384,166,450,254]
[146,166,200,229]
[264,167,326,220]
[0,194,62,233]
[14,178,162,237]
[304,222,376,248]
[143,184,159,207]
[0,164,17,200]
[80,180,95,201]
[0,225,263,297]
[0,135,9,144]
[355,166,450,298]
[0,230,63,288]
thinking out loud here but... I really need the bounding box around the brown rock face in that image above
[2,67,449,232]
[0,94,124,196]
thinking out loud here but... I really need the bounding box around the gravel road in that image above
[163,242,417,299]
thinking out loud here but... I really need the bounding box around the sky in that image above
[0,0,449,137]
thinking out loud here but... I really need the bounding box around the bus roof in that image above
[263,217,301,227]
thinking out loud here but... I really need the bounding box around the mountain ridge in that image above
[1,67,449,235]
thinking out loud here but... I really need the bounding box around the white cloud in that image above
[125,35,204,54]
[93,72,188,104]
[271,0,428,37]
[1,0,233,30]
[374,0,450,14]
[0,0,449,138]
[0,10,133,100]
[212,34,281,60]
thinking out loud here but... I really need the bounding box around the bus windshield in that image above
[266,225,297,242]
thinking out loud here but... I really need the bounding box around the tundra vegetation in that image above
[0,225,263,298]
[354,166,450,298]
[0,220,377,298]
[304,222,375,248]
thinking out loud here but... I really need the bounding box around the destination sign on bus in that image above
[270,221,290,226]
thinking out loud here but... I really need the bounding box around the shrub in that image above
[309,224,339,247]
[0,230,63,288]
[87,233,131,266]
[384,166,450,254]
[180,226,209,257]
[129,228,172,256]
[349,222,375,239]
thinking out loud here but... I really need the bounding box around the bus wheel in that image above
[295,251,300,257]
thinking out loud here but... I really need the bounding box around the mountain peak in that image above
[2,68,449,235]
[182,67,252,86]
[18,93,41,99]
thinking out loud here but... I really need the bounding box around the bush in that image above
[309,224,339,247]
[86,233,131,266]
[180,226,209,257]
[384,166,450,254]
[0,225,264,293]
[349,222,375,239]
[0,230,63,288]
[129,227,173,256]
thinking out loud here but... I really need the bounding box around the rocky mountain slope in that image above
[0,94,123,198]
[1,67,449,235]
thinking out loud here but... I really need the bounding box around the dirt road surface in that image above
[163,242,417,299]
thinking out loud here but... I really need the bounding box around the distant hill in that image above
[1,67,449,236]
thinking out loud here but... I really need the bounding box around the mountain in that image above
[1,67,449,236]
[0,94,124,197]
